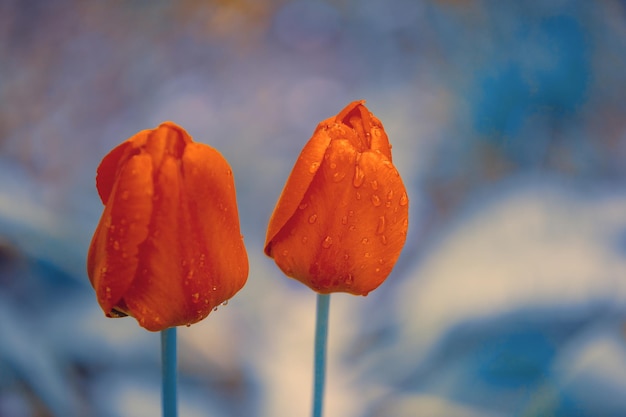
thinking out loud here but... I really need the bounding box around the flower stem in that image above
[161,327,178,417]
[312,294,331,417]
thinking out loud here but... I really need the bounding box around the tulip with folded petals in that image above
[87,122,248,331]
[265,101,408,295]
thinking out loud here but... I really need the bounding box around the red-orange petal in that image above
[264,127,331,256]
[87,153,154,315]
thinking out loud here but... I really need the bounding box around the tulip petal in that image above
[181,143,249,304]
[269,139,408,295]
[264,128,331,256]
[95,141,132,204]
[121,154,188,331]
[87,153,154,315]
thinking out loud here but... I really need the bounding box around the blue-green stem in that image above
[312,294,331,417]
[161,327,178,417]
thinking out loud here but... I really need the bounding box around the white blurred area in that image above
[2,1,626,416]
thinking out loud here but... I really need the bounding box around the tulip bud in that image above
[265,101,408,295]
[87,122,248,331]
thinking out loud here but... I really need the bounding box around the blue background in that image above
[2,1,626,416]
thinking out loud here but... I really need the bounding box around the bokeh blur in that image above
[2,0,626,416]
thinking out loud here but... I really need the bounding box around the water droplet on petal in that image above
[364,252,372,258]
[322,236,333,249]
[112,240,120,250]
[387,189,394,200]
[371,194,381,206]
[376,216,386,234]
[192,293,200,303]
[301,236,308,244]
[308,214,318,224]
[222,300,229,306]
[380,235,388,245]
[309,162,320,173]
[399,192,408,206]
[282,249,289,256]
[362,237,369,244]
[212,285,218,291]
[343,254,350,260]
[370,180,379,190]
[353,166,365,187]
[341,215,348,225]
[213,306,219,312]
[345,274,354,285]
[348,225,356,231]
[356,192,362,200]
[330,162,337,169]
[299,202,308,210]
[332,171,346,182]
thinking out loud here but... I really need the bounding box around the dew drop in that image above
[362,237,369,244]
[378,258,385,264]
[375,267,381,273]
[105,286,112,300]
[298,202,308,210]
[356,192,362,200]
[100,266,108,275]
[385,201,392,208]
[387,189,394,200]
[370,180,379,190]
[213,306,219,312]
[212,285,218,291]
[341,215,348,225]
[348,210,354,217]
[222,300,229,306]
[186,323,191,328]
[343,253,350,260]
[330,162,337,169]
[376,216,386,234]
[309,162,320,173]
[353,166,365,187]
[380,235,388,245]
[322,236,333,249]
[364,252,372,258]
[112,240,120,250]
[349,225,356,231]
[332,171,346,182]
[192,293,200,303]
[281,249,288,257]
[308,214,318,224]
[399,192,408,206]
[371,194,381,206]
[345,274,354,285]
[301,236,308,244]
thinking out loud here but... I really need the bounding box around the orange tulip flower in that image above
[87,122,248,331]
[265,101,408,295]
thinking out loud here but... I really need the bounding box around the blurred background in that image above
[2,0,626,416]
